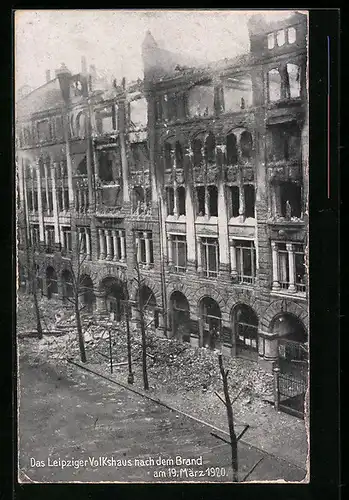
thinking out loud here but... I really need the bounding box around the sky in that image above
[15,9,299,93]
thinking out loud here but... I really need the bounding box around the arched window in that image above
[240,131,253,159]
[226,133,238,165]
[62,270,73,300]
[200,297,221,350]
[170,291,190,342]
[234,304,258,360]
[204,133,216,165]
[192,138,203,168]
[46,266,58,299]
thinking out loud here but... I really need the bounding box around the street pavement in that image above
[18,359,307,483]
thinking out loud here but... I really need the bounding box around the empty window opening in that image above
[166,187,175,215]
[63,189,69,210]
[192,139,203,168]
[226,133,238,165]
[280,182,302,218]
[177,186,186,215]
[132,186,145,211]
[204,133,216,165]
[229,186,240,218]
[267,33,275,49]
[276,29,285,47]
[267,123,301,161]
[77,156,87,175]
[99,151,113,182]
[240,131,253,159]
[244,185,255,218]
[286,63,301,99]
[287,27,296,44]
[196,186,206,216]
[175,141,184,169]
[268,69,282,102]
[208,185,218,216]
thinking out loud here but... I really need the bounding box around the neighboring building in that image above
[17,13,308,413]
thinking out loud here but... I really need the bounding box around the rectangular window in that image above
[37,120,51,142]
[172,235,187,273]
[41,191,47,212]
[196,186,206,216]
[229,186,240,218]
[48,190,54,213]
[244,185,255,218]
[202,238,219,278]
[31,225,40,248]
[33,191,38,212]
[45,226,55,253]
[267,32,275,49]
[177,186,186,216]
[62,227,72,252]
[166,187,175,215]
[137,231,154,265]
[208,185,218,217]
[235,240,256,284]
[57,188,63,212]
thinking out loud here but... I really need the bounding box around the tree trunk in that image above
[218,353,238,482]
[125,303,134,384]
[75,295,86,363]
[140,306,149,390]
[32,283,43,339]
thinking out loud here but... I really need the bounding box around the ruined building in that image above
[17,13,308,410]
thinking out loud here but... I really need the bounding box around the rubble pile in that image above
[17,293,273,399]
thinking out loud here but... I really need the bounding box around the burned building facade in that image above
[17,13,308,376]
[142,12,308,369]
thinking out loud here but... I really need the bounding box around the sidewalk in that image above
[68,358,308,474]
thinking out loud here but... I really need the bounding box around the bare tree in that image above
[218,353,239,482]
[22,247,44,339]
[60,233,97,363]
[128,246,158,391]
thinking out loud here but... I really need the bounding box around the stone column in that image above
[98,229,106,260]
[86,228,91,260]
[79,228,85,254]
[119,230,126,262]
[35,161,45,242]
[63,111,74,209]
[167,234,173,266]
[112,230,119,261]
[286,243,296,292]
[144,231,151,268]
[60,226,65,250]
[173,183,178,218]
[239,178,245,219]
[105,229,113,260]
[271,241,280,290]
[230,241,237,277]
[136,232,142,263]
[204,185,209,218]
[51,161,60,243]
[263,334,279,362]
[44,162,50,215]
[196,236,202,274]
[95,290,106,314]
[217,181,230,272]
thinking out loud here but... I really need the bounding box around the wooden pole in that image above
[218,353,238,482]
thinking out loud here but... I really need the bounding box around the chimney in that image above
[81,56,87,75]
[45,70,51,83]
